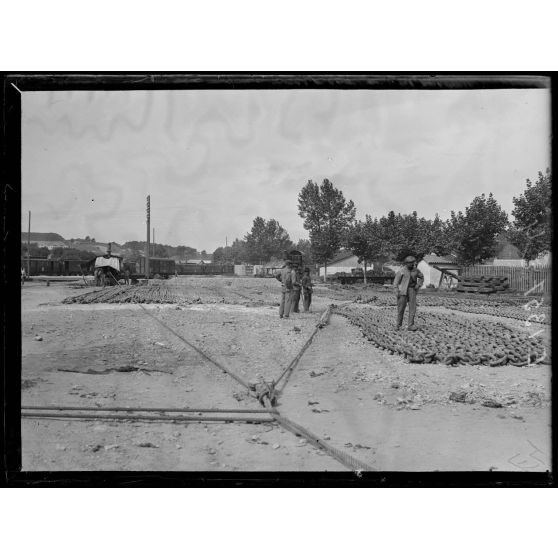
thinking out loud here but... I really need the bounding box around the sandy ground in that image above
[21,277,551,471]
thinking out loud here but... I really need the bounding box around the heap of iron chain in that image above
[335,306,550,366]
[353,292,551,324]
[62,284,273,306]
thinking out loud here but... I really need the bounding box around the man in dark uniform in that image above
[290,262,302,313]
[275,260,295,318]
[301,267,313,312]
[393,255,424,330]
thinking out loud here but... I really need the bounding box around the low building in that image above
[417,254,460,289]
[234,264,254,276]
[487,235,551,267]
[318,250,360,278]
[262,259,284,277]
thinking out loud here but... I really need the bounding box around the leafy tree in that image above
[51,247,64,259]
[347,216,385,283]
[174,245,198,261]
[244,217,294,264]
[445,193,508,265]
[152,244,169,258]
[21,242,49,259]
[298,179,356,280]
[294,239,315,267]
[507,169,552,264]
[213,239,248,264]
[212,247,226,263]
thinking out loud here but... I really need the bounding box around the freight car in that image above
[176,263,234,275]
[21,257,91,276]
[125,256,176,279]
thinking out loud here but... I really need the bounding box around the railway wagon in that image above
[176,263,234,275]
[137,256,176,278]
[22,257,91,276]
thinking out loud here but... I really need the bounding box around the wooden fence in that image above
[461,265,551,294]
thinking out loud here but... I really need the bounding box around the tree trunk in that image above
[363,261,367,285]
[324,262,327,282]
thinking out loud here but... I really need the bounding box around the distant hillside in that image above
[22,232,66,242]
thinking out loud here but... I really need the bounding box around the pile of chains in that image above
[353,292,551,324]
[335,306,550,367]
[62,284,270,306]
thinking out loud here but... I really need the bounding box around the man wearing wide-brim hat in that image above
[393,255,424,331]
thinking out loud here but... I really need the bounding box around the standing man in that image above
[301,267,313,312]
[275,260,295,319]
[21,266,26,285]
[393,255,424,331]
[124,268,131,285]
[291,263,302,313]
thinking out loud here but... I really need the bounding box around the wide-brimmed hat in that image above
[403,255,416,263]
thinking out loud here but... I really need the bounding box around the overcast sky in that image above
[21,88,550,253]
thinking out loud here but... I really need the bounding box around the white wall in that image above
[417,261,459,289]
[319,255,361,277]
[417,260,437,288]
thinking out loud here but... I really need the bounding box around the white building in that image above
[318,250,361,278]
[417,254,460,289]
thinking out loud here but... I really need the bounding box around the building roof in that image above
[187,259,207,264]
[422,254,458,265]
[326,250,357,266]
[264,259,284,268]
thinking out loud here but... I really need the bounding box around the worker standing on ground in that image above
[275,260,295,319]
[291,262,302,313]
[393,255,424,331]
[124,268,130,285]
[301,267,313,312]
[21,266,26,285]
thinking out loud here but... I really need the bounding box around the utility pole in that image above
[27,210,31,276]
[146,195,150,280]
[153,227,155,257]
[226,236,228,247]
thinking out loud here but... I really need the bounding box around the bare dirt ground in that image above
[21,277,551,472]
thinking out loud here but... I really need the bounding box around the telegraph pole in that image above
[146,195,150,280]
[27,210,31,276]
[153,227,155,257]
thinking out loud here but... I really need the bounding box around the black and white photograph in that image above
[14,75,551,474]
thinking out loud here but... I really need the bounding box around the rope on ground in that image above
[138,303,252,390]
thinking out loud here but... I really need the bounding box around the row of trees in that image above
[210,169,551,274]
[21,244,98,261]
[299,171,551,276]
[121,241,205,261]
[212,226,313,267]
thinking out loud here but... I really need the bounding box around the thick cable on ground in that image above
[274,304,333,393]
[273,413,375,472]
[22,405,273,414]
[21,412,275,423]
